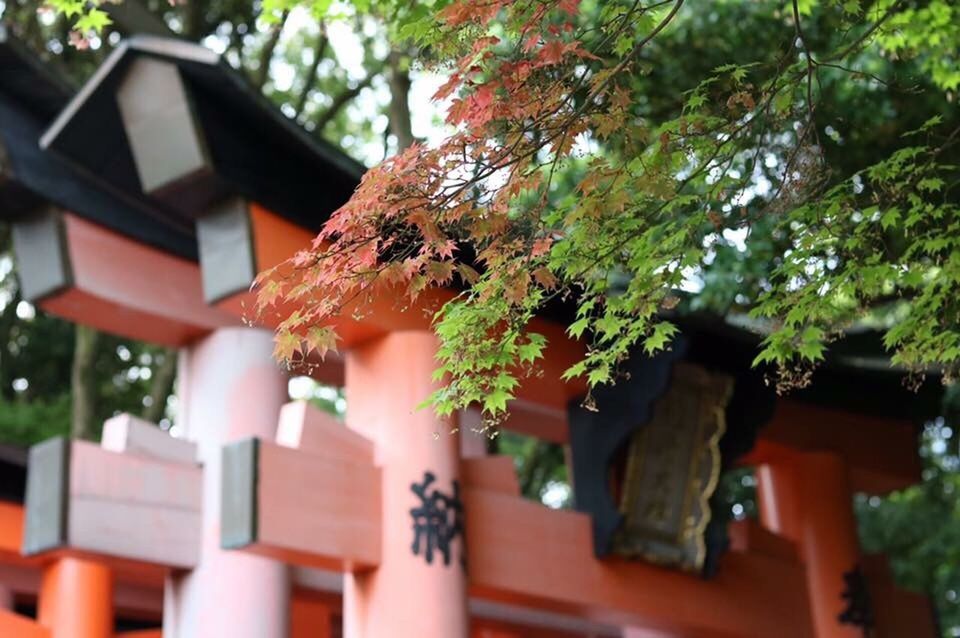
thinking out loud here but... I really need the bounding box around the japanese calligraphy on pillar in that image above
[410,471,465,568]
[838,565,874,631]
[613,363,732,571]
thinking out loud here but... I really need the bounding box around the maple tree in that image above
[250,0,960,421]
[43,0,959,422]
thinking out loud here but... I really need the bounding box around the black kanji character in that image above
[410,471,465,567]
[838,564,873,632]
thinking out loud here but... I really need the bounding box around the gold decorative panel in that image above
[612,363,733,571]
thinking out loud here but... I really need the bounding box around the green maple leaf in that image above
[75,8,112,33]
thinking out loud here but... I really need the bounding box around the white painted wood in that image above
[163,328,290,638]
[69,441,201,569]
[101,413,197,465]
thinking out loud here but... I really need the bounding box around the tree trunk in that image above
[180,0,207,42]
[387,49,415,151]
[70,324,99,440]
[254,10,289,91]
[141,348,177,424]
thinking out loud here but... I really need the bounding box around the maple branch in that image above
[792,0,820,148]
[826,0,902,64]
[254,10,289,91]
[314,75,374,132]
[593,0,686,99]
[295,26,328,119]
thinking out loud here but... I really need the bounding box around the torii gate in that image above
[0,31,940,638]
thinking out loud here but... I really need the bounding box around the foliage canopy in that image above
[249,0,960,420]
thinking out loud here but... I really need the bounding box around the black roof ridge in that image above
[0,33,197,257]
[41,35,366,181]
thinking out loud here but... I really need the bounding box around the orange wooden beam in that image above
[29,213,236,346]
[466,489,814,638]
[221,438,381,572]
[0,502,25,563]
[0,500,165,619]
[862,554,938,638]
[744,400,921,493]
[726,518,800,565]
[755,451,863,638]
[222,438,812,637]
[0,609,50,638]
[461,456,521,496]
[471,617,593,638]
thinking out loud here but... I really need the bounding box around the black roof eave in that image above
[0,23,74,120]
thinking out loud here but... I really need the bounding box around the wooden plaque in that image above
[613,363,732,571]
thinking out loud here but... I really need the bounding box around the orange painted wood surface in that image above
[0,609,50,638]
[291,590,337,638]
[471,618,587,638]
[497,400,569,444]
[0,502,24,561]
[235,456,811,638]
[41,214,236,346]
[342,331,469,638]
[461,457,520,496]
[466,488,814,638]
[746,400,920,493]
[727,518,800,564]
[248,440,381,571]
[277,401,373,464]
[38,557,113,638]
[756,452,862,638]
[863,555,937,638]
[65,441,201,568]
[167,327,292,638]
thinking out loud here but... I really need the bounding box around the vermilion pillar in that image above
[291,594,334,638]
[758,452,862,638]
[38,557,113,638]
[163,328,290,638]
[756,462,802,543]
[343,331,468,638]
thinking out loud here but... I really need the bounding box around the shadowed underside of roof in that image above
[0,444,26,503]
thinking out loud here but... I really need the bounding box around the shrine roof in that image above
[0,25,72,121]
[0,26,197,259]
[672,313,943,423]
[40,35,364,237]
